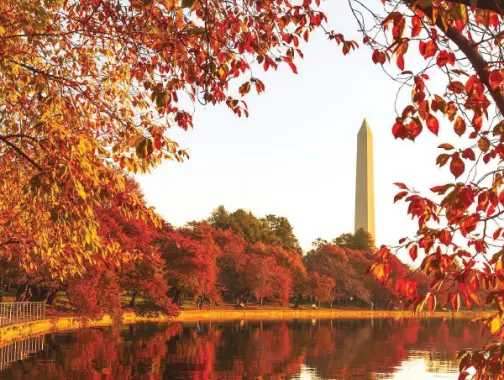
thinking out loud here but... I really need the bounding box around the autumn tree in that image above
[308,272,335,307]
[1,0,352,279]
[304,244,371,304]
[213,228,249,301]
[245,242,303,305]
[242,254,292,306]
[161,222,222,305]
[97,203,176,316]
[347,0,504,376]
[66,265,122,319]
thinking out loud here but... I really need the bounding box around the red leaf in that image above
[472,112,483,130]
[436,153,450,167]
[411,16,422,37]
[426,114,439,135]
[392,122,408,139]
[409,245,418,261]
[438,143,454,150]
[408,118,422,139]
[436,50,455,67]
[499,190,504,206]
[431,184,454,194]
[478,137,490,152]
[449,81,465,94]
[392,17,406,39]
[469,274,479,292]
[450,156,465,178]
[462,148,475,161]
[285,59,298,74]
[372,50,379,64]
[489,70,503,90]
[394,191,408,203]
[439,230,452,246]
[419,40,437,59]
[394,182,408,189]
[454,116,466,136]
[493,227,502,240]
[397,54,404,70]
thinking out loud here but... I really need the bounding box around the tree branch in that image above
[0,239,21,247]
[445,0,504,15]
[445,25,504,117]
[409,2,504,117]
[399,0,504,14]
[0,136,43,171]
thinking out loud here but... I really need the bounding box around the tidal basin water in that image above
[0,318,488,379]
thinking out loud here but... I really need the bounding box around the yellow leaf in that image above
[75,181,87,200]
[453,4,468,26]
[489,316,503,335]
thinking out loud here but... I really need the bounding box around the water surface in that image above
[0,318,487,379]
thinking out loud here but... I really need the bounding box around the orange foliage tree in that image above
[0,0,353,279]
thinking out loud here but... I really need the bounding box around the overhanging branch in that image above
[408,2,504,117]
[0,136,43,171]
[399,0,504,14]
[444,0,504,14]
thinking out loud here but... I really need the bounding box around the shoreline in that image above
[0,308,492,347]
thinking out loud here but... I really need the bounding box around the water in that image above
[0,318,488,379]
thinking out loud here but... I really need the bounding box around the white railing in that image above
[0,302,46,328]
[0,335,45,371]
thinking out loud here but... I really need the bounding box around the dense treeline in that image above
[0,179,425,318]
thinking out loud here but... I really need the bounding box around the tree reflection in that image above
[0,319,489,379]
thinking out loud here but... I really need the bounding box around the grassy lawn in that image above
[0,289,481,315]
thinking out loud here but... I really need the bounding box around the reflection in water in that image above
[0,318,488,379]
[0,336,44,372]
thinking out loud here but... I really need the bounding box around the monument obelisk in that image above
[354,119,375,239]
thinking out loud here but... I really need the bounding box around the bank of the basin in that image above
[0,309,492,347]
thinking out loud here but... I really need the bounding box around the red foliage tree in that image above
[97,205,176,316]
[161,222,222,305]
[308,272,335,307]
[304,244,371,304]
[66,265,122,319]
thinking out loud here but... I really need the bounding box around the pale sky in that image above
[136,2,468,262]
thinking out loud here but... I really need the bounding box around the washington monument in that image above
[354,119,375,239]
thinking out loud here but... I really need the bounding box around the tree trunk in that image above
[260,297,263,306]
[129,292,137,308]
[47,290,58,306]
[16,283,27,301]
[0,276,3,303]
